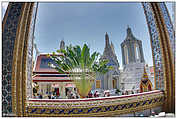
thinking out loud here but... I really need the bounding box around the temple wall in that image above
[120,62,145,90]
[26,90,164,116]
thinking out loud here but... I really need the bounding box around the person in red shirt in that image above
[88,91,93,98]
[107,92,110,97]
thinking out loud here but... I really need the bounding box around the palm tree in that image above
[48,44,112,98]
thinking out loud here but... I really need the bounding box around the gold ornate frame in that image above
[148,3,175,113]
[2,2,175,116]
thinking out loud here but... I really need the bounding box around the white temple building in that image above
[93,32,120,90]
[119,26,145,92]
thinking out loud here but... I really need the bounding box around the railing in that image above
[26,90,165,116]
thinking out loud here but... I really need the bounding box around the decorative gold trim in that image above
[142,3,158,90]
[150,3,170,111]
[11,3,34,116]
[24,91,164,116]
[16,3,31,116]
[11,3,26,115]
[6,2,174,116]
[150,3,175,113]
[25,100,164,117]
[22,3,34,117]
[26,91,164,108]
[156,3,175,113]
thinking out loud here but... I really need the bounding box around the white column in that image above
[60,83,65,98]
[117,77,119,89]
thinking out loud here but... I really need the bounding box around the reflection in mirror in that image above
[31,2,173,100]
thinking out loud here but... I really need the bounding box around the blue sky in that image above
[34,2,152,68]
[2,2,175,68]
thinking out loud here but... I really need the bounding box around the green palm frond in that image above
[48,44,111,98]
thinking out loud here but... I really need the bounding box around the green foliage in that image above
[48,44,113,98]
[48,44,112,74]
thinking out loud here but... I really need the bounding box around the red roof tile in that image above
[34,54,63,73]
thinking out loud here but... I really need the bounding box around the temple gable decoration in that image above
[140,66,153,93]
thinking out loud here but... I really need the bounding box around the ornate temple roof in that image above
[121,26,142,46]
[121,26,145,66]
[34,40,66,73]
[101,32,119,67]
[125,26,136,41]
[34,54,63,73]
[141,66,152,85]
[33,54,70,82]
[140,66,153,92]
[142,67,149,80]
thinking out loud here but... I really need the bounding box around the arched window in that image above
[124,45,129,64]
[135,43,140,61]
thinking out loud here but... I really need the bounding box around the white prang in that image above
[119,62,145,91]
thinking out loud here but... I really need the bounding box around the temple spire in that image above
[127,25,132,36]
[142,66,149,80]
[111,41,116,56]
[60,38,65,50]
[105,32,110,48]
